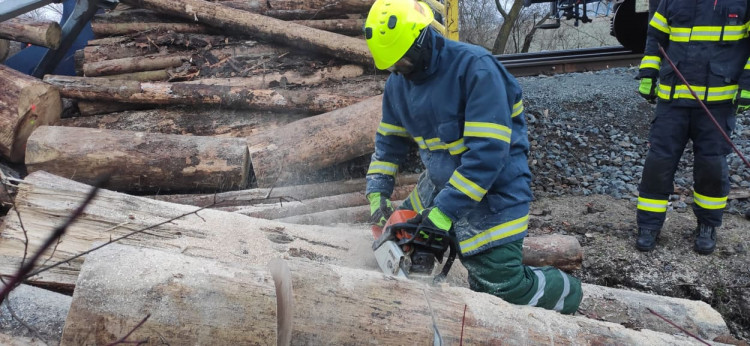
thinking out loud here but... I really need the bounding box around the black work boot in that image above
[635,227,661,252]
[694,223,717,255]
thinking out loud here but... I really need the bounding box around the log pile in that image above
[0,1,741,345]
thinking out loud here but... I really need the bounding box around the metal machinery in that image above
[0,0,118,77]
[524,0,658,52]
[424,0,460,41]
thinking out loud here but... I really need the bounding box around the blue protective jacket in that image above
[365,29,533,256]
[637,0,750,106]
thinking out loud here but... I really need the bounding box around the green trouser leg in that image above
[461,239,583,315]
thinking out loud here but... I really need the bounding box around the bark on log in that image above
[220,0,374,19]
[44,75,362,113]
[0,171,378,291]
[149,173,419,207]
[0,39,8,62]
[82,54,185,77]
[277,204,371,225]
[76,100,151,116]
[95,69,170,81]
[82,38,280,62]
[91,22,210,36]
[226,183,415,219]
[61,243,725,345]
[61,106,306,137]
[290,18,365,36]
[25,126,250,192]
[579,284,729,341]
[184,65,364,89]
[60,244,278,345]
[121,0,373,66]
[0,65,61,163]
[0,18,61,49]
[247,95,382,187]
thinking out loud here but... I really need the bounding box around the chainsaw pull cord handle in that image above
[657,44,750,170]
[432,237,457,285]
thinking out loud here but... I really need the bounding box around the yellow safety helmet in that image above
[364,0,434,70]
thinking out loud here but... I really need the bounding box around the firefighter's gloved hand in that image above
[408,207,453,235]
[638,77,657,104]
[367,192,393,227]
[735,89,750,114]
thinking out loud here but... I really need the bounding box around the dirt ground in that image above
[527,193,750,340]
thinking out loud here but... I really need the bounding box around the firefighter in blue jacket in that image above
[363,0,582,314]
[635,0,750,254]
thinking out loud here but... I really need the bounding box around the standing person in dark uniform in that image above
[363,0,583,314]
[635,0,750,254]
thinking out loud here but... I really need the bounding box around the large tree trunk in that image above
[91,21,210,36]
[121,0,373,66]
[0,65,61,163]
[0,18,61,49]
[0,171,378,291]
[182,65,365,89]
[60,106,306,137]
[24,126,250,193]
[291,18,366,36]
[44,75,362,113]
[148,174,420,207]
[60,244,278,346]
[61,243,724,345]
[247,95,382,187]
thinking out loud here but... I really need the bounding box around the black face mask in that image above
[395,27,433,81]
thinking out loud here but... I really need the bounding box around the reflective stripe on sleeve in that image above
[637,196,668,213]
[693,191,727,210]
[650,12,669,34]
[464,121,511,143]
[448,171,488,202]
[459,214,529,254]
[511,100,524,118]
[377,122,409,137]
[639,55,661,70]
[367,160,398,176]
[408,188,424,212]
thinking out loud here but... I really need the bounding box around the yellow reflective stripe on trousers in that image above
[464,122,511,143]
[367,160,398,176]
[745,59,750,70]
[657,84,738,102]
[448,171,487,202]
[639,55,661,70]
[511,100,524,118]
[637,196,668,213]
[650,11,669,34]
[446,138,467,155]
[459,214,529,254]
[377,122,409,137]
[408,188,424,213]
[693,191,727,210]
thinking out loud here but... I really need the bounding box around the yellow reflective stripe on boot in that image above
[448,171,487,202]
[693,191,727,210]
[637,197,668,213]
[408,187,424,213]
[459,214,529,254]
[367,160,398,176]
[511,100,524,118]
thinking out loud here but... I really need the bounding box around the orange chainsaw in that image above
[371,210,456,283]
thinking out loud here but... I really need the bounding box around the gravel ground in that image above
[519,66,750,216]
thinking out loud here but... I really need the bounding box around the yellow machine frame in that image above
[424,0,459,40]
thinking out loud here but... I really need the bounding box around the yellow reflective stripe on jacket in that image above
[657,84,738,102]
[459,214,529,254]
[693,191,727,210]
[637,197,668,213]
[377,122,409,137]
[367,160,398,176]
[408,188,424,212]
[650,11,669,34]
[464,122,511,143]
[745,58,750,70]
[424,137,448,150]
[668,24,749,42]
[511,100,524,118]
[639,55,661,70]
[447,138,467,155]
[448,171,487,202]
